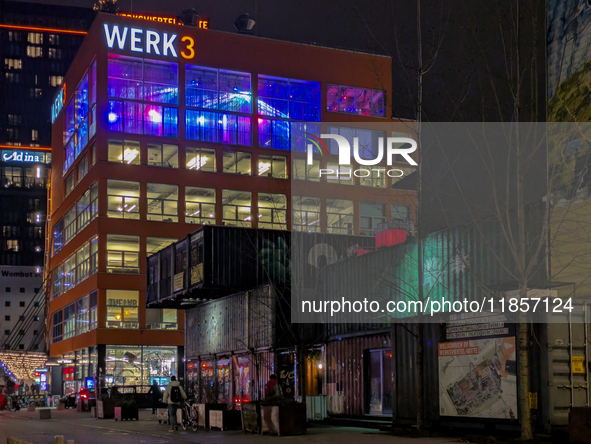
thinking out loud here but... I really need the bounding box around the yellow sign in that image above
[529,392,538,409]
[572,356,586,373]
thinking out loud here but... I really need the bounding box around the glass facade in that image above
[108,55,178,137]
[105,345,177,386]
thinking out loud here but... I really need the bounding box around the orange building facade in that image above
[47,13,415,395]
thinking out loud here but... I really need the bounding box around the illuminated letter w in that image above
[104,24,128,50]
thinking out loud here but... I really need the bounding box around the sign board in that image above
[572,356,586,374]
[439,337,518,419]
[2,150,51,164]
[174,272,184,292]
[51,83,66,123]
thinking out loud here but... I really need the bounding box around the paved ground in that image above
[0,408,461,444]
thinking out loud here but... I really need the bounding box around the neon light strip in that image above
[0,24,87,35]
[0,145,51,152]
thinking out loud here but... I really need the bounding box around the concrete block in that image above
[90,406,96,417]
[39,409,51,419]
[57,402,65,411]
[54,436,65,444]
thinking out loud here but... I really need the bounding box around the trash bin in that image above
[28,401,36,412]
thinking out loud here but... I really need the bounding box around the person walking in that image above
[147,380,161,414]
[162,376,186,432]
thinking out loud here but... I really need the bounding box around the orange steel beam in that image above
[0,24,87,35]
[0,145,52,152]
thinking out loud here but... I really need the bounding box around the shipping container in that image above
[147,226,375,308]
[185,285,275,359]
[318,208,546,325]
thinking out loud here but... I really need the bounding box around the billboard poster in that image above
[438,337,517,419]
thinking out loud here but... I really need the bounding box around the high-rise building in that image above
[47,13,415,395]
[0,1,93,267]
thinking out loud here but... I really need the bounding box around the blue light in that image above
[108,112,119,123]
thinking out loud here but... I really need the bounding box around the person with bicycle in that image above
[162,376,186,432]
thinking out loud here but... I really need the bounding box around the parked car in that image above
[76,387,95,405]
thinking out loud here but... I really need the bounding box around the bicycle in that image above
[180,399,198,432]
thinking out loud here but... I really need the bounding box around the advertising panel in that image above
[438,337,517,419]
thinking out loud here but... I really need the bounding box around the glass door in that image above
[368,349,393,415]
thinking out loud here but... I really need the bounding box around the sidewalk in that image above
[0,408,462,444]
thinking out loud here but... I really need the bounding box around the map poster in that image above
[438,337,517,419]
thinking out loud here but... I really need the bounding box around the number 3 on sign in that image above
[181,36,195,59]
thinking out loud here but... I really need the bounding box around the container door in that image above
[546,304,590,427]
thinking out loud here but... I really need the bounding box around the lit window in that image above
[63,303,76,339]
[327,162,353,185]
[7,239,18,252]
[76,295,89,335]
[258,75,320,120]
[258,155,286,178]
[64,206,76,244]
[108,101,177,137]
[186,66,251,112]
[52,264,64,298]
[326,126,385,160]
[27,33,43,44]
[186,110,250,145]
[258,193,287,230]
[327,84,386,117]
[48,34,60,45]
[76,189,91,232]
[76,243,90,284]
[222,190,252,227]
[63,254,76,292]
[292,158,320,182]
[147,183,178,222]
[106,235,140,274]
[52,219,64,256]
[48,48,62,59]
[185,187,215,225]
[326,199,354,235]
[147,143,178,168]
[108,139,140,165]
[258,118,290,150]
[49,75,64,87]
[26,46,42,58]
[222,151,251,175]
[107,179,140,219]
[293,196,321,232]
[146,237,177,256]
[4,58,22,69]
[31,129,38,141]
[106,289,139,329]
[186,147,215,172]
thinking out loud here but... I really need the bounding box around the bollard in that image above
[39,409,51,419]
[66,441,75,444]
[54,436,65,444]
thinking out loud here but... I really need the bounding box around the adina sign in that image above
[104,23,195,59]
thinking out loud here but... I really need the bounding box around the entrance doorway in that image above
[368,349,392,415]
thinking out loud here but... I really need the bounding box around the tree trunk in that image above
[518,310,532,439]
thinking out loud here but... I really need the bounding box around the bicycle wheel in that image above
[181,408,188,431]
